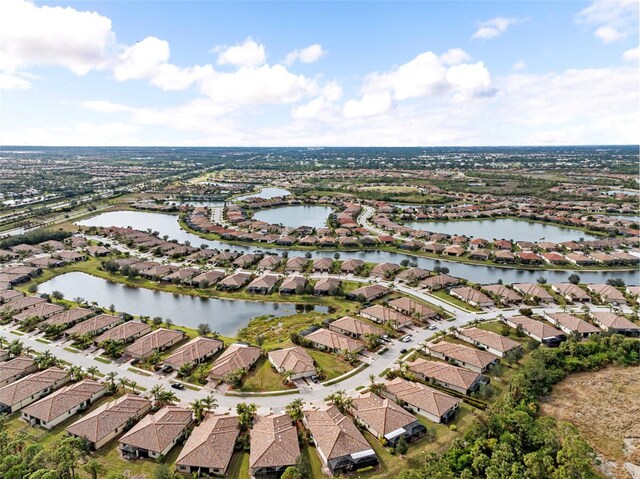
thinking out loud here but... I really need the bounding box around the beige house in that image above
[551,283,590,302]
[328,316,384,339]
[120,406,193,459]
[250,414,300,477]
[383,377,459,424]
[0,356,38,387]
[305,328,365,354]
[268,346,316,380]
[449,287,494,308]
[66,314,122,338]
[21,379,106,429]
[586,284,626,304]
[388,297,437,323]
[544,312,601,339]
[346,284,391,302]
[0,367,70,413]
[163,337,224,370]
[246,274,280,294]
[66,393,152,450]
[13,302,65,322]
[304,405,378,475]
[359,304,412,329]
[589,311,640,337]
[454,327,522,358]
[350,393,426,446]
[511,283,554,302]
[423,341,499,373]
[208,343,261,381]
[175,414,239,477]
[501,316,566,347]
[124,328,185,359]
[94,320,152,345]
[39,307,94,330]
[406,357,488,395]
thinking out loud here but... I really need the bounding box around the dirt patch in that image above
[541,366,640,479]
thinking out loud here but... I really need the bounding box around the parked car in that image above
[428,325,437,330]
[161,365,173,373]
[170,382,185,390]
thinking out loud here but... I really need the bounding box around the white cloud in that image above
[285,44,327,66]
[81,100,132,113]
[1,122,140,146]
[343,92,393,119]
[292,81,342,120]
[113,37,169,81]
[576,0,639,43]
[216,38,266,68]
[512,60,527,71]
[472,17,524,40]
[623,46,639,61]
[0,73,31,90]
[0,0,114,76]
[439,49,471,66]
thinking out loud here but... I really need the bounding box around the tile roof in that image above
[250,414,300,469]
[0,357,36,383]
[545,313,601,334]
[329,316,384,337]
[304,405,372,460]
[305,328,364,353]
[457,327,521,353]
[208,344,261,378]
[427,341,499,369]
[406,358,484,391]
[507,316,565,339]
[119,406,193,453]
[351,392,416,436]
[0,367,68,407]
[384,378,459,419]
[163,337,223,369]
[67,314,121,336]
[268,347,316,375]
[95,320,152,344]
[176,414,239,469]
[124,328,185,358]
[21,379,106,423]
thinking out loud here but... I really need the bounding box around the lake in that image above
[235,187,291,201]
[253,205,333,229]
[37,272,326,336]
[77,211,640,285]
[406,218,599,243]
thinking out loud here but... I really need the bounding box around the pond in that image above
[253,205,333,229]
[77,211,640,285]
[405,218,599,243]
[37,272,327,336]
[235,187,291,201]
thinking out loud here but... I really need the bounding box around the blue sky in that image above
[1,0,638,146]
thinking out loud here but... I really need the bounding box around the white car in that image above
[428,325,437,330]
[401,335,412,343]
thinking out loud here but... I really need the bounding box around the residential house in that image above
[66,394,152,450]
[66,314,122,338]
[13,302,65,322]
[589,312,640,337]
[512,283,554,303]
[388,297,437,323]
[328,316,384,339]
[268,346,316,380]
[395,267,430,283]
[551,283,590,302]
[312,258,333,273]
[449,287,494,308]
[350,393,426,446]
[543,312,601,339]
[586,284,626,304]
[382,377,459,424]
[359,305,412,329]
[481,285,523,304]
[313,277,341,295]
[0,357,38,387]
[21,379,106,429]
[304,328,365,354]
[345,284,390,302]
[285,257,308,272]
[278,276,307,294]
[124,328,185,359]
[246,274,280,294]
[208,344,261,381]
[406,358,488,395]
[424,341,499,373]
[217,272,252,291]
[94,320,152,345]
[250,414,300,478]
[502,316,566,347]
[304,405,378,475]
[175,414,239,477]
[419,274,461,291]
[371,262,400,279]
[454,327,522,358]
[191,270,225,286]
[120,406,193,459]
[0,367,70,413]
[340,259,364,274]
[39,307,94,331]
[163,337,224,370]
[256,255,281,271]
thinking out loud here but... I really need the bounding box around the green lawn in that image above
[307,349,352,380]
[239,356,292,392]
[227,451,249,478]
[302,442,327,477]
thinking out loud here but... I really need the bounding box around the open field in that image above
[541,366,640,479]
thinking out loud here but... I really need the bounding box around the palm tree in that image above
[236,402,257,431]
[285,398,304,423]
[117,377,129,392]
[69,365,86,382]
[368,374,386,395]
[35,350,58,369]
[105,371,118,392]
[327,390,352,413]
[190,399,206,424]
[86,366,99,379]
[8,339,24,357]
[151,385,177,408]
[202,394,217,412]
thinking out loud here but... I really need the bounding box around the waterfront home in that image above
[139,265,178,279]
[406,358,488,395]
[395,267,430,283]
[0,295,46,314]
[246,274,279,294]
[424,341,499,373]
[21,379,106,429]
[565,252,596,266]
[345,284,391,302]
[0,367,70,413]
[312,257,333,273]
[26,257,66,268]
[388,297,437,322]
[304,328,365,354]
[541,252,568,265]
[328,316,384,339]
[468,249,491,261]
[350,393,426,446]
[279,275,307,294]
[518,252,543,264]
[233,254,258,268]
[66,393,152,450]
[501,316,565,347]
[285,256,308,272]
[454,327,522,358]
[419,274,461,291]
[39,307,94,330]
[512,283,554,303]
[163,337,224,370]
[586,284,626,304]
[551,283,590,302]
[359,305,412,329]
[589,312,640,337]
[382,377,459,424]
[304,405,378,475]
[124,328,185,359]
[626,286,640,302]
[313,277,341,295]
[120,406,193,460]
[371,262,400,279]
[162,268,201,283]
[13,302,65,322]
[481,285,523,304]
[250,414,300,478]
[57,250,87,262]
[66,313,122,338]
[86,245,111,256]
[94,320,152,345]
[191,270,225,286]
[268,346,316,380]
[493,250,516,263]
[0,357,38,387]
[207,343,261,381]
[449,287,494,308]
[175,414,239,477]
[543,312,601,339]
[256,255,281,271]
[217,272,252,291]
[0,289,24,303]
[443,245,465,257]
